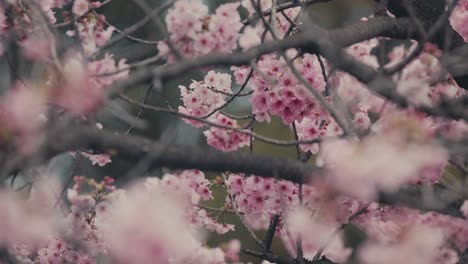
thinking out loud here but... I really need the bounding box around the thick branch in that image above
[110,16,415,93]
[45,126,314,183]
[112,16,468,119]
[38,125,468,218]
[379,185,466,218]
[380,0,466,49]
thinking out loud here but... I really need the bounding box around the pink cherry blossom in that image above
[203,114,250,152]
[72,0,89,17]
[359,226,448,264]
[321,134,448,200]
[96,182,200,264]
[460,200,468,218]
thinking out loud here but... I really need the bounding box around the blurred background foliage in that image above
[1,0,381,263]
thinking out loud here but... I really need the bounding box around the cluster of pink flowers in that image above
[2,168,468,264]
[194,150,464,264]
[231,53,346,153]
[224,173,369,263]
[140,171,244,263]
[451,0,468,42]
[51,52,129,115]
[353,204,468,264]
[0,191,57,252]
[0,170,246,264]
[3,0,106,59]
[0,83,47,154]
[178,70,233,123]
[0,0,127,125]
[387,43,464,106]
[158,1,243,61]
[0,54,129,153]
[336,34,466,111]
[203,114,250,152]
[295,116,344,154]
[320,133,448,200]
[359,226,453,264]
[327,35,466,143]
[232,54,326,124]
[87,170,246,263]
[178,71,250,151]
[284,208,353,263]
[226,174,298,216]
[70,151,112,167]
[66,2,115,56]
[225,173,362,225]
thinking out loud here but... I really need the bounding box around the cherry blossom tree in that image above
[0,0,468,263]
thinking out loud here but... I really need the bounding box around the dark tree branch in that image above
[44,125,315,183]
[379,185,466,218]
[376,0,468,88]
[112,15,468,120]
[262,214,280,252]
[111,16,415,91]
[31,125,468,219]
[242,248,337,264]
[380,0,466,49]
[457,249,468,264]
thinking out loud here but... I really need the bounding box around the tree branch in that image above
[44,125,315,183]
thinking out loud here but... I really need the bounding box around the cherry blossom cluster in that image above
[69,151,112,167]
[63,0,115,56]
[52,49,129,116]
[158,0,243,61]
[221,171,468,264]
[451,0,468,42]
[233,178,468,264]
[319,131,448,200]
[203,114,251,152]
[7,175,116,264]
[352,203,468,264]
[224,173,368,263]
[0,170,247,264]
[67,170,244,263]
[324,33,468,144]
[0,189,58,252]
[309,34,467,196]
[226,174,364,263]
[0,171,359,264]
[178,70,233,123]
[178,71,250,151]
[0,52,129,152]
[226,174,299,216]
[0,82,47,154]
[158,170,237,234]
[233,53,327,124]
[335,34,467,115]
[2,168,468,264]
[0,0,128,157]
[0,1,63,59]
[232,53,345,154]
[283,207,353,263]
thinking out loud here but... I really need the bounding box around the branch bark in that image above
[44,125,314,183]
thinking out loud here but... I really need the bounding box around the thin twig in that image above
[119,93,333,146]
